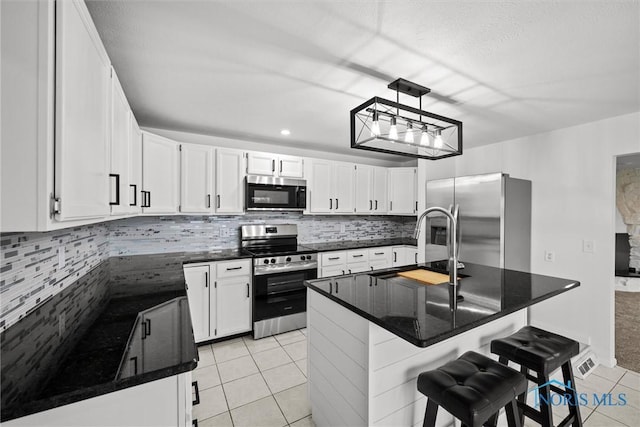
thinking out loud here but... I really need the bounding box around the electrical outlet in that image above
[58,246,66,270]
[58,312,66,337]
[583,240,595,253]
[544,250,555,262]
[340,224,346,233]
[220,227,229,237]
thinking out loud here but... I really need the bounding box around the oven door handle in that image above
[253,262,318,276]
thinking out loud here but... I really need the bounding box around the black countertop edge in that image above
[301,238,417,252]
[305,271,580,348]
[1,359,198,422]
[179,250,254,265]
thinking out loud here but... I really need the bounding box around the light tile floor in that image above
[195,329,639,427]
[193,329,313,427]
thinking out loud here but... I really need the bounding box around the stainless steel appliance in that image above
[425,173,531,270]
[245,176,307,211]
[241,224,316,338]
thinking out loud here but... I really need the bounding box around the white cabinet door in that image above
[54,0,111,221]
[181,143,214,213]
[215,148,244,214]
[372,167,388,214]
[406,247,418,265]
[320,265,346,278]
[392,246,405,267]
[129,115,143,214]
[278,155,304,178]
[309,160,332,213]
[368,247,393,270]
[109,68,131,216]
[388,168,417,215]
[216,276,251,337]
[142,133,179,214]
[333,163,355,213]
[246,152,276,176]
[354,165,373,214]
[184,265,211,343]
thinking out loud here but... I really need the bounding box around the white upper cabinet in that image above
[54,0,111,221]
[109,68,132,216]
[246,152,303,178]
[129,115,143,214]
[307,159,355,214]
[388,167,417,215]
[215,148,245,214]
[355,165,387,214]
[142,132,179,214]
[180,143,214,214]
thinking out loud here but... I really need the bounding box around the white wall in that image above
[419,111,640,366]
[143,126,407,168]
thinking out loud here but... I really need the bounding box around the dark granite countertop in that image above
[302,237,416,252]
[0,255,199,422]
[305,261,580,348]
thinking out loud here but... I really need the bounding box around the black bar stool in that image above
[491,326,582,427]
[417,351,527,427]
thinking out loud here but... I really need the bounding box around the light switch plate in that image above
[544,250,555,262]
[583,240,595,253]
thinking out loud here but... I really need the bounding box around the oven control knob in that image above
[286,257,291,262]
[263,259,269,264]
[270,258,276,264]
[300,255,305,261]
[306,255,312,260]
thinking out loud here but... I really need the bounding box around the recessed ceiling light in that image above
[280,129,291,136]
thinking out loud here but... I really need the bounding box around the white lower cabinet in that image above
[392,245,418,267]
[184,259,252,343]
[318,246,403,278]
[3,372,193,427]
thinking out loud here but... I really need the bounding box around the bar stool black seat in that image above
[417,351,527,427]
[491,326,582,427]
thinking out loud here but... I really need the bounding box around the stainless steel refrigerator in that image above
[425,173,531,271]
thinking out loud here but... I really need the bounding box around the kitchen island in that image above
[304,261,580,427]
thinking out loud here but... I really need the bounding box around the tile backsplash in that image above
[1,213,414,331]
[108,212,416,256]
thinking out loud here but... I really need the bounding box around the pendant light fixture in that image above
[350,78,462,160]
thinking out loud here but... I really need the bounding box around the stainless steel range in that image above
[241,224,317,339]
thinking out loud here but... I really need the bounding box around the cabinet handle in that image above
[280,160,283,173]
[145,191,151,208]
[341,270,345,275]
[336,198,339,209]
[336,281,340,292]
[369,200,372,210]
[375,200,378,210]
[370,266,374,271]
[415,253,418,263]
[109,174,120,206]
[390,201,393,211]
[146,318,151,336]
[129,184,137,206]
[374,252,384,255]
[205,272,208,288]
[217,195,221,209]
[272,159,275,172]
[193,420,198,427]
[415,201,418,212]
[192,381,200,405]
[226,266,243,271]
[393,252,397,262]
[329,198,332,209]
[348,269,352,274]
[328,257,340,260]
[246,283,250,298]
[130,356,138,375]
[352,254,364,258]
[329,282,333,294]
[207,194,211,208]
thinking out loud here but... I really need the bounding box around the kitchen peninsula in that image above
[304,261,580,427]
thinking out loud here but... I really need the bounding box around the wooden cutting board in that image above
[397,269,454,286]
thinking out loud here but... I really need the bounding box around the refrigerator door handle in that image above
[450,204,461,260]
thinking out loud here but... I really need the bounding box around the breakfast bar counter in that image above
[304,262,580,427]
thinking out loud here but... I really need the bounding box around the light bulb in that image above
[434,130,443,148]
[389,117,398,140]
[404,121,414,143]
[371,111,380,137]
[420,125,430,146]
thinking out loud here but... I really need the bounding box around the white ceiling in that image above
[86,0,640,161]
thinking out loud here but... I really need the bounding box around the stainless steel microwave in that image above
[245,176,307,211]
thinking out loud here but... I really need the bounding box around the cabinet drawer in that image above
[216,259,251,278]
[368,247,391,261]
[346,249,368,263]
[321,251,346,266]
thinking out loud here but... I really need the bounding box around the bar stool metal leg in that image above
[423,399,438,427]
[562,362,583,427]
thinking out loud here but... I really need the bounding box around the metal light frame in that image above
[350,79,463,160]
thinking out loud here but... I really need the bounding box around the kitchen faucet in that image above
[414,205,460,311]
